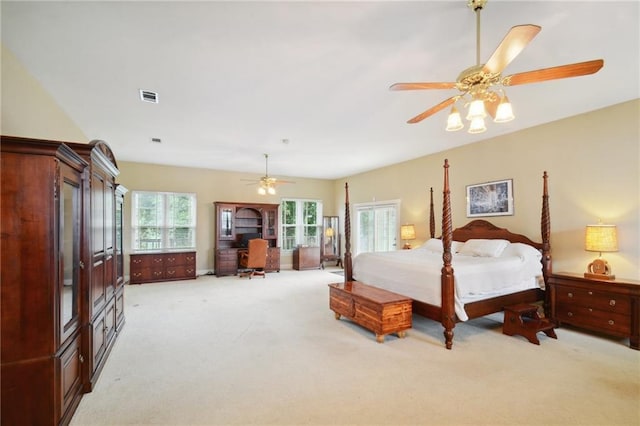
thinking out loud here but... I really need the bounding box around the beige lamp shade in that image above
[584,223,618,280]
[400,225,416,241]
[585,224,618,253]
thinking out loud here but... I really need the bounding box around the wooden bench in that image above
[503,303,557,345]
[328,281,412,343]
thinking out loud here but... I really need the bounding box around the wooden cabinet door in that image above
[266,248,280,272]
[217,204,236,241]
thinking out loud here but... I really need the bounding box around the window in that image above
[281,199,323,250]
[132,191,196,250]
[354,200,400,256]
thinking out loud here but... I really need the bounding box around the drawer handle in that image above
[79,354,84,363]
[154,259,162,263]
[567,312,573,317]
[588,308,593,312]
[588,291,593,295]
[608,320,614,325]
[167,271,175,275]
[568,292,573,298]
[610,299,616,306]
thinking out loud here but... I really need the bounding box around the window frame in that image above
[353,199,401,256]
[131,191,197,251]
[281,198,323,251]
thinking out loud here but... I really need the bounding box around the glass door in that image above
[354,201,399,256]
[59,169,82,344]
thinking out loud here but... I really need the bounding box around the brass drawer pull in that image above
[608,320,614,325]
[568,292,573,298]
[610,300,616,306]
[588,291,593,295]
[567,312,573,317]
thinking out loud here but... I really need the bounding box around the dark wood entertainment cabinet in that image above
[1,136,125,425]
[214,202,281,276]
[130,251,196,284]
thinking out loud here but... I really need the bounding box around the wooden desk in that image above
[328,281,412,343]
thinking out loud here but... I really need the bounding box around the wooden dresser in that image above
[293,246,321,270]
[130,251,196,284]
[548,272,640,350]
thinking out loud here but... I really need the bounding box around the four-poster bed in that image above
[338,159,551,349]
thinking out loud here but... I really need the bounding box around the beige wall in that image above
[1,45,87,141]
[338,100,640,280]
[3,42,638,280]
[117,162,335,272]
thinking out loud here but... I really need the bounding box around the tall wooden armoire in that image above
[0,136,124,425]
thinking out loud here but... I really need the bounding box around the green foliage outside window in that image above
[281,199,322,250]
[132,192,196,250]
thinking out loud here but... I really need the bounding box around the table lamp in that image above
[400,224,416,250]
[584,223,618,280]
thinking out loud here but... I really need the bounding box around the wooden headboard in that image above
[452,219,544,250]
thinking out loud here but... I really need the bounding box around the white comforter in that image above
[352,242,544,321]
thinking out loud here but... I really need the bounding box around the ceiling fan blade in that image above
[482,25,541,75]
[407,97,456,124]
[502,59,604,86]
[390,82,456,91]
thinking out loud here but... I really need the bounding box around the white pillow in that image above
[501,242,542,260]
[420,238,464,254]
[421,238,444,253]
[458,239,510,257]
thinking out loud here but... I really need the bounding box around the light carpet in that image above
[70,269,640,426]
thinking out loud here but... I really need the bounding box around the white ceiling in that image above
[2,1,638,180]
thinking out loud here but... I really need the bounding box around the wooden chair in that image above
[238,238,268,279]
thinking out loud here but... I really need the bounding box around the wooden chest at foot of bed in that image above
[328,281,412,343]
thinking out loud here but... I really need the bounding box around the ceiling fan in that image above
[390,0,604,133]
[242,153,294,195]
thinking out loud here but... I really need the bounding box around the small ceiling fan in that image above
[390,0,604,133]
[242,153,294,195]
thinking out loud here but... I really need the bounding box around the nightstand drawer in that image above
[555,287,630,313]
[556,305,630,335]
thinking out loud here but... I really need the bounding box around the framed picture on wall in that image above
[466,179,514,217]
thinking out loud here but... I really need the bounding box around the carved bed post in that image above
[441,160,455,349]
[344,182,353,283]
[541,171,552,314]
[429,187,435,239]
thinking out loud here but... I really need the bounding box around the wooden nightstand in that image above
[547,273,640,350]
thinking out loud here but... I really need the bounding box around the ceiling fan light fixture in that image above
[494,94,515,123]
[267,186,276,195]
[468,117,487,134]
[466,98,487,120]
[257,186,267,195]
[446,106,464,131]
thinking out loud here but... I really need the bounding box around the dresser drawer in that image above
[556,303,630,335]
[555,287,630,313]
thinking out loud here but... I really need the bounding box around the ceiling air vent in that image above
[139,89,159,103]
[151,138,162,143]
